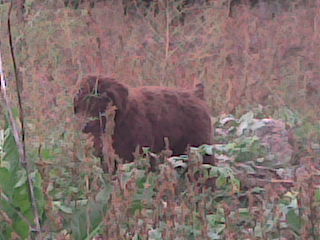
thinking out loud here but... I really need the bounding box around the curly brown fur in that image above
[74,76,213,167]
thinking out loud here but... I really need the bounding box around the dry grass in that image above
[0,0,320,239]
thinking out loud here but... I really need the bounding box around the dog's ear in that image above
[99,77,129,113]
[74,76,129,116]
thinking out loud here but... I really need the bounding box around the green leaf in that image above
[148,228,163,240]
[315,188,320,202]
[251,187,265,194]
[168,157,187,169]
[59,205,73,214]
[0,168,13,196]
[0,123,41,240]
[14,169,28,188]
[287,209,302,232]
[12,218,30,239]
[96,184,113,203]
[131,199,144,213]
[70,186,111,240]
[33,171,45,217]
[199,144,214,155]
[237,111,254,136]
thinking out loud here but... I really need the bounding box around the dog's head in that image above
[74,76,129,118]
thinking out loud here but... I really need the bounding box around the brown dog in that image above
[74,76,213,166]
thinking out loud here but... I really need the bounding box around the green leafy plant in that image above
[70,184,113,240]
[215,136,267,163]
[0,126,44,239]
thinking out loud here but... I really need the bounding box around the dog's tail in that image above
[193,83,205,100]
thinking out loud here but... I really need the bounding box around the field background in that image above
[0,0,320,239]
[1,0,320,120]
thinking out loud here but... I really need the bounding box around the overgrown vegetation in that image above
[0,0,320,239]
[1,108,320,239]
[0,120,44,239]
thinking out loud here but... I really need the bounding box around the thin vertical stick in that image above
[165,0,170,61]
[0,1,42,236]
[7,0,26,163]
